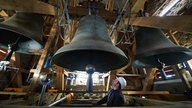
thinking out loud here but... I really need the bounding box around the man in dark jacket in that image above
[96,77,127,107]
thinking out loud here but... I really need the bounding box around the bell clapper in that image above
[0,36,20,72]
[156,57,167,80]
[85,64,95,92]
[3,36,20,61]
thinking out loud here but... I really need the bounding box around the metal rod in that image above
[48,95,68,107]
[86,73,93,92]
[96,0,101,15]
[158,67,167,80]
[38,85,47,106]
[88,0,91,15]
[176,64,192,90]
[92,0,95,15]
[156,57,167,80]
[109,0,129,37]
[184,61,192,76]
[38,78,52,106]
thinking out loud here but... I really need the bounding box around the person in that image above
[95,77,127,107]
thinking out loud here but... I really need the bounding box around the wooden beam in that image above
[169,31,180,46]
[0,91,27,95]
[0,0,56,15]
[130,15,192,33]
[102,72,110,78]
[116,74,140,77]
[29,20,57,92]
[106,71,117,91]
[64,70,69,77]
[65,85,105,91]
[122,86,136,91]
[131,0,146,17]
[122,91,169,95]
[115,64,129,74]
[67,6,117,24]
[0,10,8,17]
[142,68,158,91]
[105,0,114,11]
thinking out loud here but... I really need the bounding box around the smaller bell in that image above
[132,27,192,68]
[0,12,44,54]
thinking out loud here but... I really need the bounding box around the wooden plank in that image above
[4,88,23,92]
[29,20,57,92]
[122,91,169,95]
[56,66,64,91]
[0,91,27,95]
[130,15,192,33]
[0,0,56,15]
[116,74,140,77]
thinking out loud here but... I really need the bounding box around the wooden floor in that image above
[0,101,192,108]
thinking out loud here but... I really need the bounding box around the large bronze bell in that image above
[0,12,44,54]
[132,27,192,68]
[52,15,128,72]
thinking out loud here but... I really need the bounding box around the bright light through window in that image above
[188,60,192,70]
[74,71,103,85]
[159,0,180,16]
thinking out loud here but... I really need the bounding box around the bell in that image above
[132,27,192,68]
[0,12,44,54]
[52,15,128,72]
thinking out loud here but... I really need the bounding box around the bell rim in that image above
[0,23,44,46]
[132,47,192,68]
[52,40,128,71]
[52,49,128,72]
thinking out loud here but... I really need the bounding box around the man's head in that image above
[112,77,127,90]
[117,77,127,89]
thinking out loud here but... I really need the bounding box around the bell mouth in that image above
[132,27,192,68]
[132,47,192,68]
[52,40,128,72]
